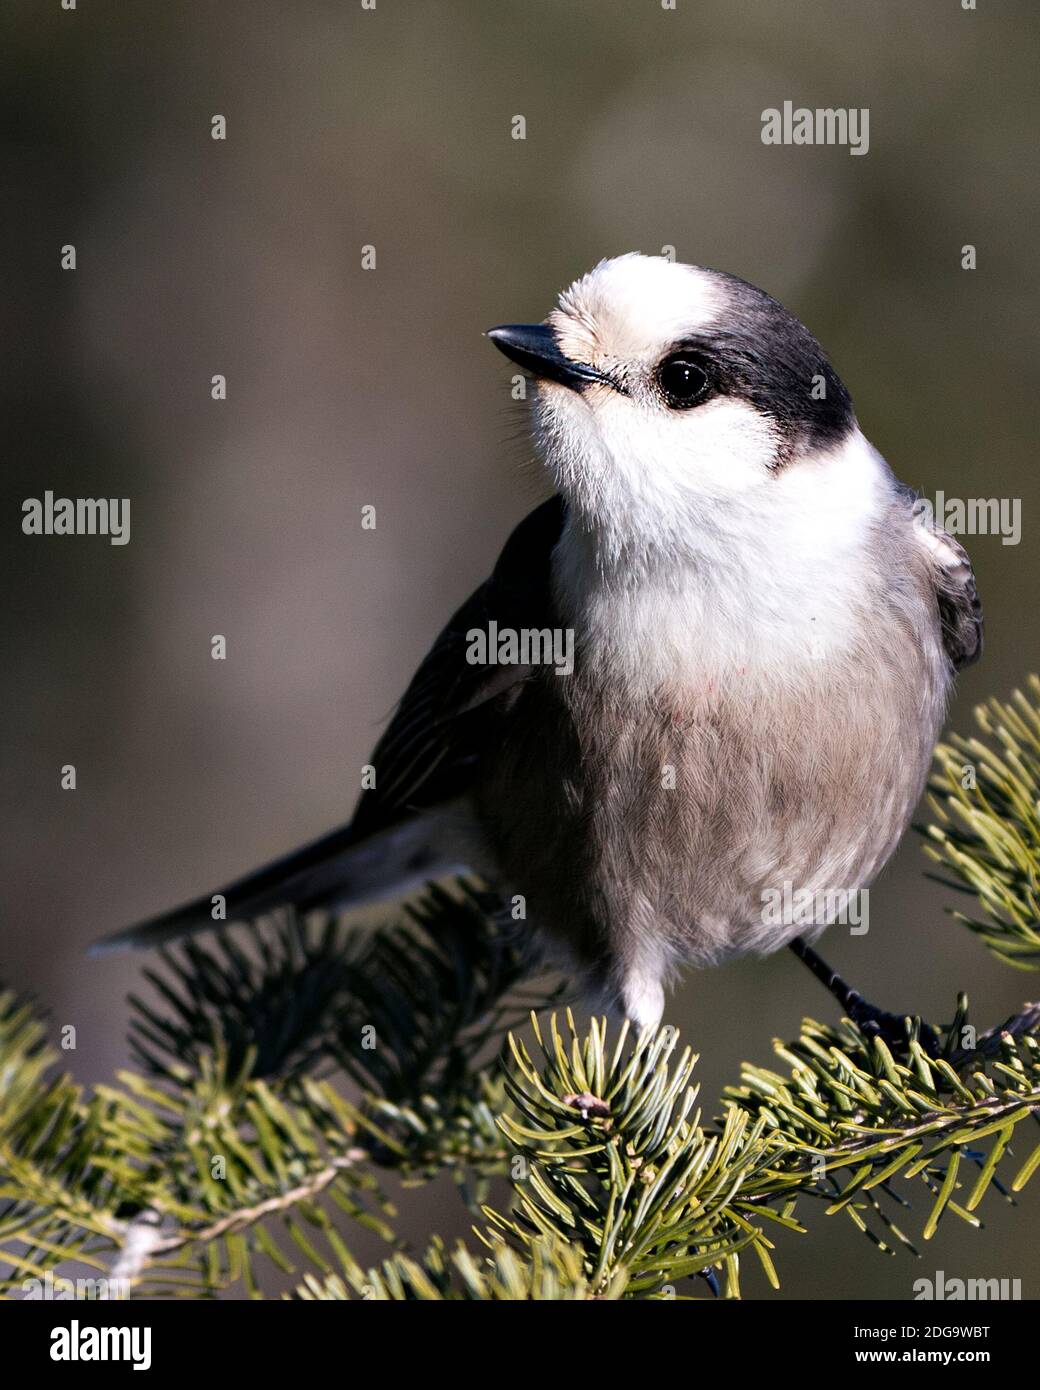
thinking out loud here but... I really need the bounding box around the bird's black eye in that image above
[656,354,710,408]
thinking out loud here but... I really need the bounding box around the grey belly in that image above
[475,654,946,976]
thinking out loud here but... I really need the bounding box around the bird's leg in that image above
[788,936,941,1057]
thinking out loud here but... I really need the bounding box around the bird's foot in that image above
[847,996,941,1059]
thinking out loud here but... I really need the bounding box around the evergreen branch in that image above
[298,1002,1040,1300]
[146,1150,368,1259]
[923,676,1040,968]
[292,1234,608,1301]
[485,1012,776,1296]
[129,883,564,1093]
[4,985,1040,1299]
[0,891,566,1299]
[0,1019,396,1298]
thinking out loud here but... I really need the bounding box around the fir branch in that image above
[145,1150,368,1259]
[292,1233,607,1301]
[923,676,1040,968]
[4,989,1040,1299]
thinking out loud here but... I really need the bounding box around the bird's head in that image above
[488,254,858,558]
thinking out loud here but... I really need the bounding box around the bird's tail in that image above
[91,813,466,955]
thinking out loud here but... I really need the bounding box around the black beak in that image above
[485,323,614,392]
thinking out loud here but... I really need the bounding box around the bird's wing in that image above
[348,493,567,839]
[911,502,983,670]
[94,496,568,953]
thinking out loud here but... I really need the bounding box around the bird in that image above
[96,253,982,1037]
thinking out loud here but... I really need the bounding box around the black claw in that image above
[788,939,943,1060]
[848,998,941,1058]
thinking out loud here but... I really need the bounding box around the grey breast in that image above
[475,525,950,976]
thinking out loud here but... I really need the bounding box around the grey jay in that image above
[100,254,982,1035]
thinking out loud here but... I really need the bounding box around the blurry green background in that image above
[4,0,1039,1298]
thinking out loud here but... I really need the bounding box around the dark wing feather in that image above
[934,531,983,670]
[906,492,983,670]
[348,494,567,839]
[94,496,567,953]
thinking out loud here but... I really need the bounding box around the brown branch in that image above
[107,1147,370,1287]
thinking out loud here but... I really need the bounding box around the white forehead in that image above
[548,254,724,364]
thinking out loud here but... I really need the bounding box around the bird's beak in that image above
[485,323,613,392]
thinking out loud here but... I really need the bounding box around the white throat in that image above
[551,427,893,697]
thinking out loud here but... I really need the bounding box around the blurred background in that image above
[4,0,1039,1298]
